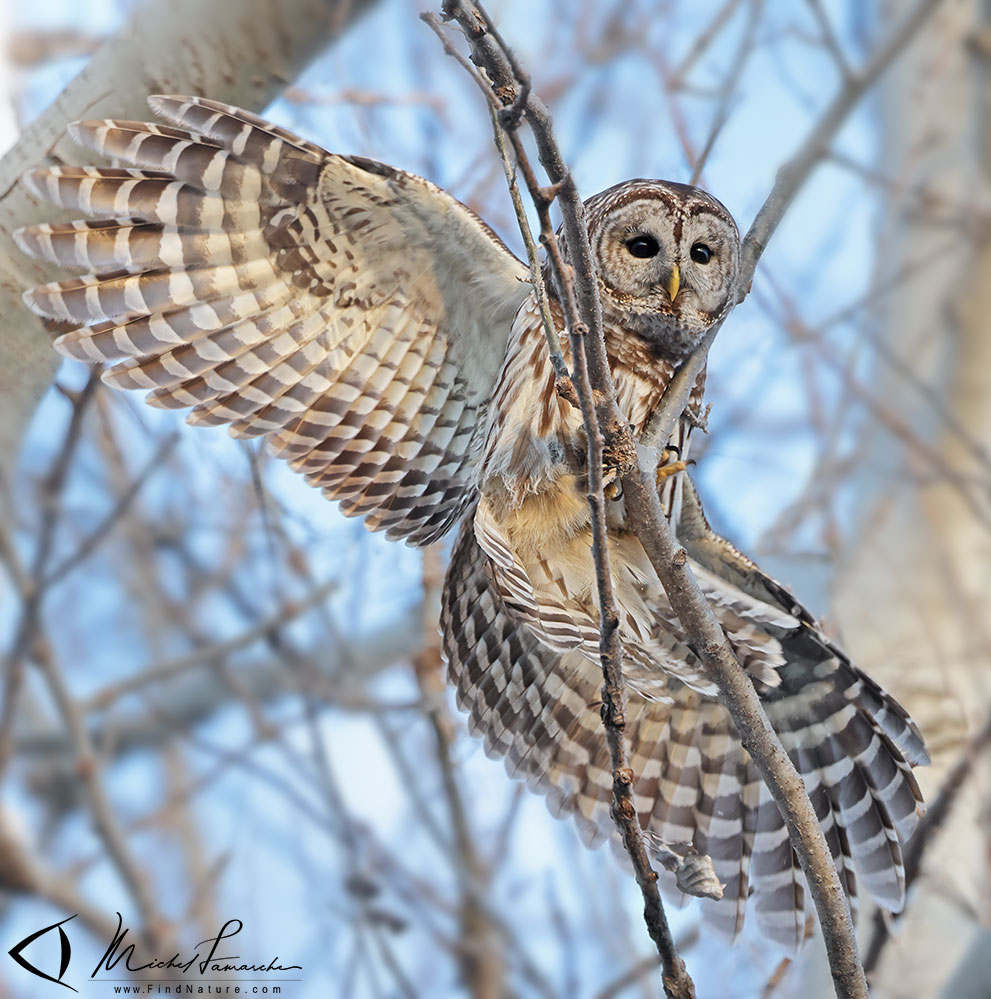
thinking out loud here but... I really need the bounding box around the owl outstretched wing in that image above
[442,493,927,952]
[15,95,530,546]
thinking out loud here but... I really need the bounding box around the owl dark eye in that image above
[626,235,660,259]
[690,242,712,264]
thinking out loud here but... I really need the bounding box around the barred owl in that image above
[15,96,927,950]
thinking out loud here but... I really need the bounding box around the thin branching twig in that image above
[428,4,693,996]
[738,0,945,290]
[428,2,944,997]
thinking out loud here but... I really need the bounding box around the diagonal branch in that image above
[429,4,692,997]
[618,472,865,997]
[429,2,944,998]
[737,0,945,295]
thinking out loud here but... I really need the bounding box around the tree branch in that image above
[619,472,866,998]
[737,0,944,295]
[430,2,943,997]
[431,4,692,997]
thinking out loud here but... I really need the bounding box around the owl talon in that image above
[656,449,688,485]
[603,466,623,500]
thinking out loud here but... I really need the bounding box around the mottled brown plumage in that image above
[15,96,927,951]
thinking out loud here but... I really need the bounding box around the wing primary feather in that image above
[19,95,527,546]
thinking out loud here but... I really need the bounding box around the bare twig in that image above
[412,546,504,999]
[430,3,693,996]
[81,578,339,711]
[486,101,569,381]
[32,632,163,938]
[669,0,744,86]
[41,430,180,589]
[805,0,854,80]
[641,323,723,451]
[0,372,102,781]
[619,469,868,999]
[689,0,764,186]
[756,277,991,527]
[422,14,567,381]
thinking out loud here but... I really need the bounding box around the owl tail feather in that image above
[442,521,926,952]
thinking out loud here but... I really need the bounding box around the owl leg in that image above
[603,470,622,500]
[601,422,639,500]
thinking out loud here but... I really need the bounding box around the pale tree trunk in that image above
[0,0,376,493]
[806,1,991,995]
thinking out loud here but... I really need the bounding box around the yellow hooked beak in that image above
[666,264,680,303]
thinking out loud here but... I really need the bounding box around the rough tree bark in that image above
[0,0,377,492]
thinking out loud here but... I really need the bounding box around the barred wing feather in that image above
[442,520,926,952]
[15,95,530,546]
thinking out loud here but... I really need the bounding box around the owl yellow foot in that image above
[603,467,622,500]
[601,422,638,501]
[656,449,688,484]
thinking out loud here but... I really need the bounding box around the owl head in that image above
[582,179,740,359]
